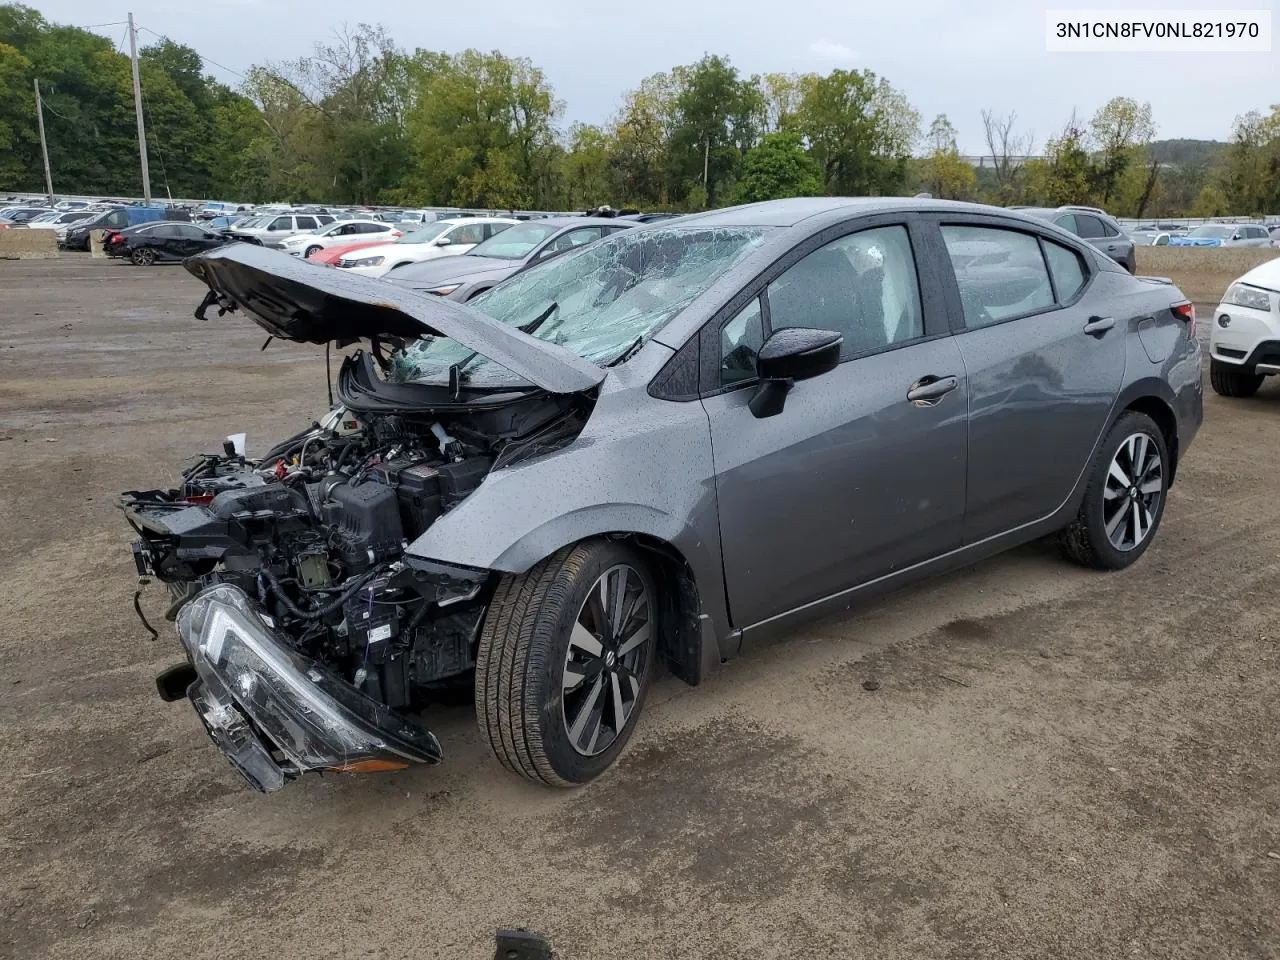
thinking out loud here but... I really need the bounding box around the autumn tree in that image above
[738,131,821,202]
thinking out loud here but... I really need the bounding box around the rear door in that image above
[702,216,968,627]
[930,216,1127,543]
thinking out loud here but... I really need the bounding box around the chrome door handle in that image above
[907,375,959,405]
[1083,316,1115,336]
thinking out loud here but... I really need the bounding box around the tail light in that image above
[1172,301,1196,339]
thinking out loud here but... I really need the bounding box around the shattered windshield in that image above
[388,225,771,388]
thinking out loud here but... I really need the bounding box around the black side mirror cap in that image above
[749,327,843,418]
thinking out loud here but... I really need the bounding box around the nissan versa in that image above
[121,198,1203,792]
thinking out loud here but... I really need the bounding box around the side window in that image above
[1054,214,1078,235]
[316,215,334,225]
[720,298,765,386]
[295,216,318,230]
[269,216,291,231]
[1074,215,1105,239]
[106,211,127,228]
[449,223,486,245]
[941,226,1054,328]
[175,224,204,239]
[1099,218,1120,237]
[550,227,603,252]
[151,224,180,238]
[767,225,923,360]
[1043,239,1087,302]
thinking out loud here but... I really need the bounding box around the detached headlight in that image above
[425,284,461,296]
[1224,283,1273,312]
[344,255,383,268]
[177,585,439,775]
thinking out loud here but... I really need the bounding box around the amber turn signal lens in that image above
[327,759,409,774]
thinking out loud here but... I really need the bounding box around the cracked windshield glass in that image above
[388,225,771,388]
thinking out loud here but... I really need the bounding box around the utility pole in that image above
[127,12,152,204]
[33,79,54,204]
[703,138,710,207]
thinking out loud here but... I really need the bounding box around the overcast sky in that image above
[31,0,1279,153]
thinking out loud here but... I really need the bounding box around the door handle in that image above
[1083,316,1115,336]
[907,375,959,406]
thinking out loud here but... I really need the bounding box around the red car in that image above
[307,236,403,266]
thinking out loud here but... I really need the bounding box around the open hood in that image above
[185,244,605,394]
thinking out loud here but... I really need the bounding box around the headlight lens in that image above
[426,284,461,296]
[344,255,383,268]
[1224,283,1273,312]
[177,585,413,771]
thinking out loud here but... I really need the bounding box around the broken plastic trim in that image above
[176,584,442,792]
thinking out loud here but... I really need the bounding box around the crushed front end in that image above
[123,245,598,791]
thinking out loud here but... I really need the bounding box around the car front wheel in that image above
[304,245,321,258]
[476,540,657,786]
[1210,359,1264,397]
[131,246,156,266]
[1060,411,1169,570]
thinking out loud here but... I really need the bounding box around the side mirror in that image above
[435,236,452,246]
[749,327,843,419]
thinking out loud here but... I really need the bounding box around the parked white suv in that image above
[268,219,403,258]
[223,213,336,245]
[1209,256,1280,396]
[336,217,518,278]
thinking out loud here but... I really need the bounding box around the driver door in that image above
[700,219,968,629]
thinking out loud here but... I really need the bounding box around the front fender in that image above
[405,375,732,643]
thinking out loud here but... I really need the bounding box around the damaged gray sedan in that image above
[123,198,1201,791]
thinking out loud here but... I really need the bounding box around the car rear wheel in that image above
[1210,359,1264,397]
[475,540,657,786]
[1060,411,1168,570]
[130,246,156,266]
[304,245,321,258]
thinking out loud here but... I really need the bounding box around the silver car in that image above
[123,198,1203,791]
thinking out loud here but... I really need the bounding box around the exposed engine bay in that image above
[125,350,593,713]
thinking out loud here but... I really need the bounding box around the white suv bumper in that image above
[1209,285,1280,371]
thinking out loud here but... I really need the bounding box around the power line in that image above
[137,25,248,80]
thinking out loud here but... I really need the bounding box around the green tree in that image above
[738,131,821,202]
[1089,96,1155,205]
[608,70,678,206]
[0,41,34,187]
[792,69,918,196]
[560,123,612,208]
[921,114,976,199]
[403,48,561,208]
[667,54,762,206]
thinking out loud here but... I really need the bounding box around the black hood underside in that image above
[184,244,605,394]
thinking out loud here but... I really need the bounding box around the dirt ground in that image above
[1,256,1277,960]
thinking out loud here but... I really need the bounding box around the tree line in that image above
[1,5,1276,217]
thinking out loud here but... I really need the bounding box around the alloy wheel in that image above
[561,564,651,757]
[1103,432,1164,551]
[133,247,155,266]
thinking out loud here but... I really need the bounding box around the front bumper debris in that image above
[173,584,442,792]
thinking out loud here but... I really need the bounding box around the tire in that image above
[1210,359,1263,398]
[130,246,156,266]
[475,540,658,786]
[1060,411,1169,570]
[304,245,321,259]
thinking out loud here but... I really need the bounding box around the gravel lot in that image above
[1,256,1277,960]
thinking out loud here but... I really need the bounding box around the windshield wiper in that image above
[447,301,560,398]
[607,335,645,367]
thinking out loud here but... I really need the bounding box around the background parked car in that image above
[336,217,518,278]
[268,219,403,257]
[1128,231,1171,247]
[1169,223,1275,248]
[388,216,635,300]
[0,206,53,227]
[223,213,336,244]
[61,206,190,250]
[305,238,397,265]
[23,210,95,231]
[115,222,231,265]
[1207,257,1280,396]
[1021,205,1136,272]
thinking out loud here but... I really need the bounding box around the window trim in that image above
[929,215,1097,333]
[696,213,944,397]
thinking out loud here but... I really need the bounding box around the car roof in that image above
[519,216,636,230]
